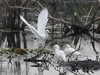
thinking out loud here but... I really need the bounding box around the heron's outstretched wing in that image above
[20,15,41,38]
[37,8,48,36]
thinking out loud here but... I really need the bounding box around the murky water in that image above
[1,32,100,75]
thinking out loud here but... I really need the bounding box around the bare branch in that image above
[8,6,38,10]
[20,0,27,6]
[85,6,93,25]
[94,17,100,22]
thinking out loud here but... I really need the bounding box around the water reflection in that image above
[0,56,65,75]
[0,57,47,75]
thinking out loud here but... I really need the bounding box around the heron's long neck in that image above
[45,31,48,39]
[55,48,59,53]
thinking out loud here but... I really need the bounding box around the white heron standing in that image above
[53,45,67,63]
[20,8,49,48]
[64,44,81,61]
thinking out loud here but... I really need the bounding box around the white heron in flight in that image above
[64,44,81,60]
[20,8,49,48]
[53,44,67,63]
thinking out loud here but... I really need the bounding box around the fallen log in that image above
[61,59,100,74]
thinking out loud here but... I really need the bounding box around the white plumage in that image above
[54,45,67,62]
[64,44,81,56]
[37,8,48,36]
[20,8,49,48]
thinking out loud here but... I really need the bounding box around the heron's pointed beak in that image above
[50,51,53,55]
